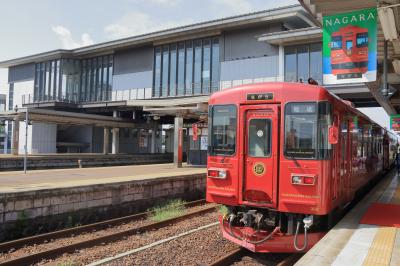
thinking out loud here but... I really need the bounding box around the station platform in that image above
[0,163,206,241]
[296,170,400,266]
[0,163,205,193]
[0,153,172,171]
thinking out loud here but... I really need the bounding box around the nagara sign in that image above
[323,8,377,85]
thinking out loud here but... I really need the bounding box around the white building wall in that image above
[31,123,57,154]
[17,122,32,154]
[18,122,57,154]
[8,80,58,155]
[13,80,34,109]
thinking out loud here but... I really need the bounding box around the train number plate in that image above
[247,93,274,101]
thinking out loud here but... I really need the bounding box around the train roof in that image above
[210,82,331,104]
[209,82,392,134]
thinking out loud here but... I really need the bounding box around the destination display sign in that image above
[247,93,274,101]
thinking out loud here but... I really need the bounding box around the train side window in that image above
[317,102,332,159]
[357,126,363,157]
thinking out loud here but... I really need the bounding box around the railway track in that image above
[0,199,216,266]
[210,247,303,266]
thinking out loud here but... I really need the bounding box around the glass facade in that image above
[153,37,220,97]
[284,43,322,85]
[34,55,113,103]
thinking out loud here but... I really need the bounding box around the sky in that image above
[0,0,390,128]
[0,0,298,86]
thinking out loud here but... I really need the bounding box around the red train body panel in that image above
[206,82,397,253]
[331,25,369,79]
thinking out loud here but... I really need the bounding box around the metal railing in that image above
[110,88,152,101]
[220,77,280,90]
[21,88,153,105]
[21,77,283,105]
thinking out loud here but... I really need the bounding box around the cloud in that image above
[215,0,254,16]
[51,26,94,49]
[104,11,192,39]
[128,0,181,6]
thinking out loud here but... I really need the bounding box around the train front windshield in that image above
[208,105,237,156]
[284,102,332,159]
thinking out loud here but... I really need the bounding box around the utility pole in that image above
[24,108,28,174]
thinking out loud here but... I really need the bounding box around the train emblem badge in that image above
[253,163,265,176]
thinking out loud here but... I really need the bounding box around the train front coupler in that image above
[293,215,314,251]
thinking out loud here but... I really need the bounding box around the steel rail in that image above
[0,200,214,266]
[277,253,303,266]
[208,247,245,266]
[209,248,302,266]
[88,222,220,266]
[0,199,206,253]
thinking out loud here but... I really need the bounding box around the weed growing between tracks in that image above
[149,199,187,222]
[219,205,229,217]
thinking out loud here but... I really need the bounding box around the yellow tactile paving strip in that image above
[363,176,400,266]
[363,227,397,266]
[391,229,400,266]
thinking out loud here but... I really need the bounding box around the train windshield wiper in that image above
[289,152,301,166]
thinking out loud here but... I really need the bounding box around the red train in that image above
[206,82,398,253]
[331,25,369,79]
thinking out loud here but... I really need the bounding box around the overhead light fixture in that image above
[379,7,398,41]
[393,60,400,74]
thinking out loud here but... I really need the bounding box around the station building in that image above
[0,4,385,165]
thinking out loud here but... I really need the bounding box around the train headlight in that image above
[292,176,303,184]
[218,170,227,179]
[208,169,228,179]
[291,175,316,185]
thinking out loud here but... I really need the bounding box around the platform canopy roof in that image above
[299,0,400,115]
[0,109,151,129]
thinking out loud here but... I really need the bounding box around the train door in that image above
[340,120,351,206]
[332,114,340,201]
[242,105,279,207]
